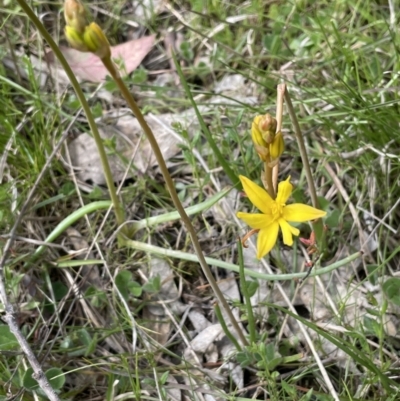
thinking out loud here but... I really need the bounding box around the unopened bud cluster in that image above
[251,113,284,163]
[64,0,110,59]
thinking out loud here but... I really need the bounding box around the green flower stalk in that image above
[62,0,126,237]
[237,175,326,259]
[62,0,248,346]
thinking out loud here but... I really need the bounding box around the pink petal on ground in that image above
[48,35,155,83]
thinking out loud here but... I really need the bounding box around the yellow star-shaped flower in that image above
[237,175,326,259]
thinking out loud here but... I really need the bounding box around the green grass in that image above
[1,0,400,400]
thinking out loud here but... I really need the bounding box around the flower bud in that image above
[251,116,268,148]
[64,0,87,34]
[253,144,269,161]
[269,131,284,159]
[258,113,277,144]
[65,25,90,52]
[83,22,111,59]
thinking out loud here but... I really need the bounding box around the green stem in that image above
[238,239,256,344]
[32,201,112,260]
[124,239,362,282]
[16,0,127,238]
[272,84,286,192]
[131,187,231,233]
[284,90,319,209]
[100,56,248,347]
[263,160,275,199]
[284,89,324,244]
[214,303,242,351]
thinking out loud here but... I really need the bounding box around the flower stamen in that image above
[241,228,259,248]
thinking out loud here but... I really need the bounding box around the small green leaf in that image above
[244,280,259,298]
[366,264,379,285]
[85,333,98,357]
[235,109,245,126]
[282,380,297,397]
[103,76,118,92]
[88,185,105,200]
[23,368,38,390]
[143,275,161,293]
[46,367,65,390]
[160,370,169,385]
[316,196,330,210]
[0,325,18,350]
[180,42,194,61]
[383,277,400,306]
[264,343,276,361]
[152,275,161,291]
[236,351,251,367]
[363,316,381,337]
[262,34,282,55]
[267,356,283,370]
[59,181,75,196]
[325,209,340,228]
[52,281,68,301]
[103,135,117,151]
[299,388,314,401]
[131,66,148,84]
[76,328,92,347]
[91,102,103,118]
[85,286,107,308]
[142,378,156,387]
[128,281,142,297]
[115,270,133,300]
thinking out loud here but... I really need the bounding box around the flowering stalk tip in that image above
[64,0,111,59]
[64,0,87,33]
[256,114,277,144]
[251,113,284,163]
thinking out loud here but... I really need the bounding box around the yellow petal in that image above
[276,177,292,205]
[257,222,279,259]
[278,218,299,246]
[239,175,274,214]
[236,212,273,229]
[283,204,326,222]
